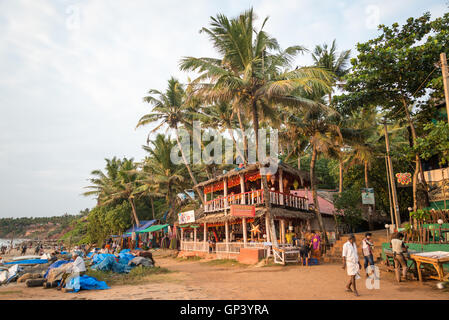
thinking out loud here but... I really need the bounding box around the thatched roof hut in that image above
[194,162,311,189]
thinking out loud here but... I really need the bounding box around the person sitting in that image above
[58,252,86,292]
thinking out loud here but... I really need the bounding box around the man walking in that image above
[342,234,361,296]
[390,232,408,282]
[362,233,375,276]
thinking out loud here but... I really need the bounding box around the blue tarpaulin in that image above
[66,275,110,292]
[118,252,135,263]
[4,259,48,265]
[44,260,72,278]
[91,255,132,273]
[92,253,116,265]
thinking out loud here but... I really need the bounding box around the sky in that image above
[0,0,446,218]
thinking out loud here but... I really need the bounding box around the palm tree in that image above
[84,158,142,226]
[180,9,333,246]
[311,39,351,104]
[136,77,205,205]
[312,40,351,194]
[83,157,122,205]
[284,92,342,245]
[141,134,189,220]
[201,101,246,164]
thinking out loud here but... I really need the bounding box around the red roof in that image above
[291,189,343,216]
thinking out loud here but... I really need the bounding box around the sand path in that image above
[0,254,448,300]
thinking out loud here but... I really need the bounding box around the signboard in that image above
[178,210,195,224]
[230,204,255,217]
[361,188,375,205]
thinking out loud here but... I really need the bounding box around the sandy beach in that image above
[1,251,448,300]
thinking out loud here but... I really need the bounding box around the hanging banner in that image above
[245,171,261,182]
[230,204,255,217]
[227,175,240,188]
[361,188,375,205]
[178,210,195,224]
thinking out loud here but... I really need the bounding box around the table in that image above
[410,251,449,282]
[384,249,418,279]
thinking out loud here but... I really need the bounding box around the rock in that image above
[25,278,46,287]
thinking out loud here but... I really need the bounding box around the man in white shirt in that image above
[58,252,86,292]
[342,234,361,296]
[71,252,86,274]
[390,232,408,282]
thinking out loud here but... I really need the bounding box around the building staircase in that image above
[323,230,389,264]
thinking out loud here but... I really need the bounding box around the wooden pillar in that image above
[243,218,247,246]
[279,169,284,205]
[203,223,207,243]
[225,220,230,252]
[194,227,197,243]
[240,174,245,204]
[265,214,271,243]
[224,178,228,208]
[280,219,285,244]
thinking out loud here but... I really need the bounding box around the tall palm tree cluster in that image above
[83,9,415,240]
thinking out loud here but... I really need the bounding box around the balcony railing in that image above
[181,240,267,253]
[204,189,309,213]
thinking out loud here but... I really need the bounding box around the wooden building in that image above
[177,162,336,260]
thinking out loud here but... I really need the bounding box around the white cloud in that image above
[0,0,446,217]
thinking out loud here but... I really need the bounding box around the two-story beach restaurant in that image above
[177,162,337,261]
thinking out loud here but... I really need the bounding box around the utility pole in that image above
[441,53,449,124]
[385,155,395,226]
[384,123,401,227]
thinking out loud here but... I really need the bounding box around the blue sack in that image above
[66,275,110,292]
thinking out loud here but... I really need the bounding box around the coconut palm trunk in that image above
[175,128,205,205]
[402,99,429,211]
[339,160,343,194]
[228,128,246,166]
[128,197,140,227]
[310,144,329,245]
[150,196,155,220]
[236,109,248,164]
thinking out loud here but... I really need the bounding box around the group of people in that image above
[285,230,322,265]
[342,231,409,296]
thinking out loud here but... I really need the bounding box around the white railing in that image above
[204,189,308,213]
[215,242,245,254]
[180,241,208,252]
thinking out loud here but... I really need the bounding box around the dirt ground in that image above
[1,252,448,300]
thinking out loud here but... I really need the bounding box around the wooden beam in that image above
[243,217,247,247]
[225,220,230,252]
[240,174,245,204]
[224,178,228,208]
[279,168,284,205]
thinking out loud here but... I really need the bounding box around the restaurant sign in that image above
[361,188,375,205]
[230,204,255,217]
[178,210,195,224]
